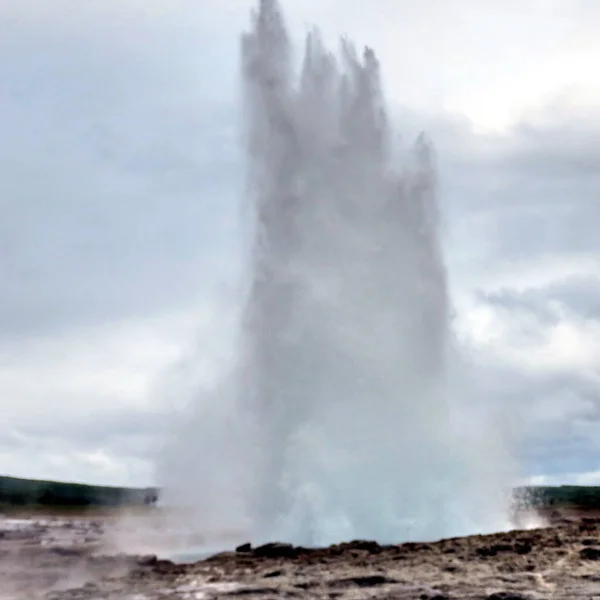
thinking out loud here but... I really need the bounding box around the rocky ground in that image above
[3,507,600,599]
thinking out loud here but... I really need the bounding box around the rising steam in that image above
[158,0,518,547]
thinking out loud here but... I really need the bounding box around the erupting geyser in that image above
[159,0,518,548]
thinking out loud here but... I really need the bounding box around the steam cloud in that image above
[159,0,518,547]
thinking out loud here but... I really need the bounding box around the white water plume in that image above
[158,0,518,548]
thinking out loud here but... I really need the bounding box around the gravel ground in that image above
[3,507,600,599]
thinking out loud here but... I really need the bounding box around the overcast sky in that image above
[1,0,600,487]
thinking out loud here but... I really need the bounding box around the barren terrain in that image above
[3,507,600,599]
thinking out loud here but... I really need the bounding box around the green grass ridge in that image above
[1,475,600,510]
[0,475,158,508]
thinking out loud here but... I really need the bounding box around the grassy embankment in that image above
[2,475,600,513]
[525,485,600,510]
[0,475,158,513]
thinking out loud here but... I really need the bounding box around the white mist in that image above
[158,0,517,548]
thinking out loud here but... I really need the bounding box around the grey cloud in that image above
[523,394,600,478]
[472,360,600,479]
[476,288,561,330]
[469,270,600,480]
[437,101,600,267]
[4,0,599,340]
[0,10,243,340]
[0,405,165,466]
[2,0,600,486]
[506,102,600,179]
[480,275,600,323]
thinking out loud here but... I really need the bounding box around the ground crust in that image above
[3,507,600,599]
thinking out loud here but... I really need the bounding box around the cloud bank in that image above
[1,0,599,486]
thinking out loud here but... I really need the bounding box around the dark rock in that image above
[347,540,382,554]
[262,569,283,578]
[580,546,600,560]
[402,542,421,552]
[515,542,533,555]
[581,537,597,546]
[579,519,599,533]
[476,543,514,558]
[152,559,187,575]
[330,574,399,588]
[253,542,298,559]
[49,546,85,557]
[294,581,318,590]
[82,582,98,590]
[223,587,276,595]
[136,555,158,567]
[236,542,252,553]
[486,593,530,600]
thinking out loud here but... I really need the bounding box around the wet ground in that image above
[3,507,600,599]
